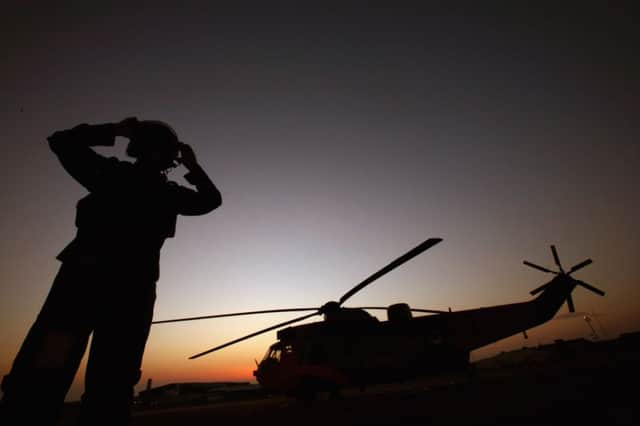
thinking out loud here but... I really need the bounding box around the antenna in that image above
[583,315,598,340]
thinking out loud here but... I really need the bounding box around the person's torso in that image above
[57,162,179,280]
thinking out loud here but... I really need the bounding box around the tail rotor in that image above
[524,245,604,312]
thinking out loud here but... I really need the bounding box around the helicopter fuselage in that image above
[156,241,603,397]
[253,274,582,394]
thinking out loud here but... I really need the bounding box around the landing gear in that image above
[294,378,316,405]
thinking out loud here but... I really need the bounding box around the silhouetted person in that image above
[0,118,221,425]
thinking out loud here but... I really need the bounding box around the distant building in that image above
[136,382,265,408]
[475,337,593,369]
[618,330,640,347]
[475,331,640,370]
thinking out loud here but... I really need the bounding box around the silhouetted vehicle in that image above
[153,239,604,399]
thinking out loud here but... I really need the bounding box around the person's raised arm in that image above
[47,118,137,192]
[173,142,222,215]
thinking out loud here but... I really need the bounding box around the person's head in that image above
[126,120,180,171]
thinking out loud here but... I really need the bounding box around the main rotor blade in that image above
[568,259,593,274]
[352,306,392,310]
[152,308,320,325]
[551,245,564,272]
[409,308,450,314]
[338,238,442,305]
[188,311,319,359]
[576,280,605,296]
[523,261,556,274]
[566,294,575,313]
[356,307,449,314]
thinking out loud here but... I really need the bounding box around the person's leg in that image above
[78,282,156,426]
[1,264,93,425]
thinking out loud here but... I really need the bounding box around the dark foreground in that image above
[61,339,639,425]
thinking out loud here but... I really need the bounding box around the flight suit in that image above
[0,123,221,425]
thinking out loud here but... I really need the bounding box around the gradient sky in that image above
[1,3,638,401]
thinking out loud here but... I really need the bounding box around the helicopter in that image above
[152,238,605,398]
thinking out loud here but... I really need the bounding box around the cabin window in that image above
[270,348,281,361]
[262,346,282,362]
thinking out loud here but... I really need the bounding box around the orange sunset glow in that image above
[1,3,638,406]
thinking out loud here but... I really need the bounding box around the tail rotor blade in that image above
[568,259,593,274]
[188,311,319,359]
[566,294,575,312]
[523,261,556,274]
[576,280,605,296]
[550,245,564,273]
[339,238,442,305]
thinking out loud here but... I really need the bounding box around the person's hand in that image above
[115,117,138,139]
[178,142,198,170]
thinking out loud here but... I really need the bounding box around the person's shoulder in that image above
[109,157,134,169]
[164,179,197,197]
[164,179,184,191]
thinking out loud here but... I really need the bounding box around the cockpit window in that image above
[262,347,281,362]
[262,342,294,362]
[262,342,282,360]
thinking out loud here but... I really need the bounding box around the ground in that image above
[59,339,639,425]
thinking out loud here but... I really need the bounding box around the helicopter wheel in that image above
[294,377,317,405]
[328,383,343,401]
[466,363,477,381]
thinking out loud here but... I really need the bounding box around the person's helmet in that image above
[126,120,180,166]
